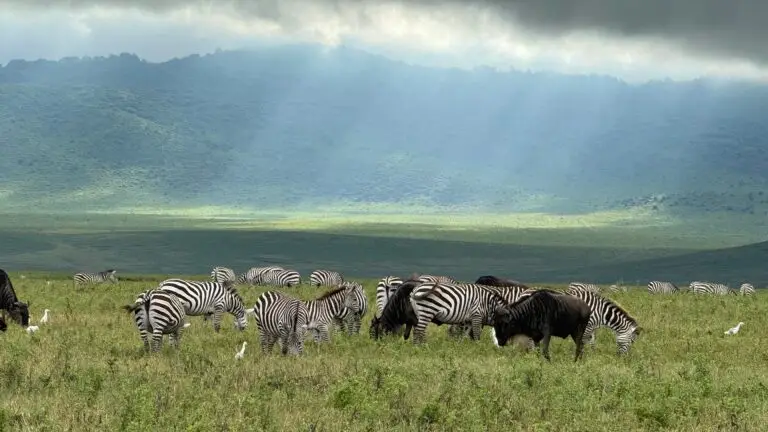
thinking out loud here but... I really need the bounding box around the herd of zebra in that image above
[2,266,756,361]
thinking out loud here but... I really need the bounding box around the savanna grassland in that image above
[1,275,766,432]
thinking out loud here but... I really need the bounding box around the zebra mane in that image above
[222,283,244,303]
[316,286,346,301]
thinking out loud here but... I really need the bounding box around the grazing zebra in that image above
[0,269,30,327]
[124,289,186,352]
[375,276,403,315]
[236,266,284,285]
[340,281,368,335]
[309,270,344,288]
[261,269,302,287]
[157,279,247,332]
[740,283,756,296]
[252,291,310,355]
[449,284,537,339]
[210,267,237,283]
[567,282,601,294]
[409,282,509,344]
[303,286,357,343]
[73,269,118,287]
[566,290,641,355]
[690,281,733,295]
[647,281,678,294]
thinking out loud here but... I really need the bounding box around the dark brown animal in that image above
[475,275,529,289]
[369,279,420,340]
[493,289,590,362]
[0,269,30,327]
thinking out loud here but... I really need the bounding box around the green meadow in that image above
[0,275,765,431]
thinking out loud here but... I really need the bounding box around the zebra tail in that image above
[122,303,139,313]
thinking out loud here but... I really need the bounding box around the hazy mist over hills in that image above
[2,44,768,214]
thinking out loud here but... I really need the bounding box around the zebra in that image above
[414,274,457,284]
[567,282,601,294]
[375,276,403,315]
[123,289,186,352]
[252,291,310,355]
[608,284,627,293]
[647,281,678,294]
[236,266,284,285]
[261,269,302,287]
[73,269,118,288]
[690,281,734,295]
[309,270,344,288]
[566,290,641,355]
[408,282,509,344]
[448,284,537,339]
[304,285,360,342]
[157,279,247,332]
[0,269,30,327]
[740,283,756,296]
[340,281,368,335]
[210,266,237,283]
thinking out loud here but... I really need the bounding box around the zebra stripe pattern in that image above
[124,289,186,352]
[236,266,284,285]
[566,290,641,355]
[416,274,457,284]
[252,291,309,355]
[567,282,601,294]
[0,269,30,327]
[449,284,539,339]
[647,281,678,294]
[304,286,354,343]
[261,269,301,287]
[740,283,756,296]
[409,282,508,344]
[375,276,403,315]
[309,270,344,287]
[690,281,733,295]
[157,279,247,332]
[73,269,118,287]
[340,281,368,335]
[210,267,237,283]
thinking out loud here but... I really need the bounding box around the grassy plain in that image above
[1,275,766,431]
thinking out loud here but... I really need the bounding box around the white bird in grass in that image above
[183,323,191,328]
[26,325,39,334]
[725,322,744,335]
[39,309,50,324]
[235,342,247,360]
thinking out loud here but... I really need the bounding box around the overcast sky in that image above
[2,0,768,83]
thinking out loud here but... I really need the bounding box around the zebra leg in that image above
[469,316,483,341]
[261,333,276,354]
[150,330,163,353]
[212,308,224,333]
[412,321,429,344]
[139,330,150,352]
[352,314,362,335]
[170,327,183,349]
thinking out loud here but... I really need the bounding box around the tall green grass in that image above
[1,275,765,431]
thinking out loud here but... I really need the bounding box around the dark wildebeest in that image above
[0,269,30,328]
[0,316,7,332]
[369,279,421,340]
[493,289,590,362]
[475,275,529,289]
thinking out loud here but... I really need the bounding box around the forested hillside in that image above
[2,44,767,213]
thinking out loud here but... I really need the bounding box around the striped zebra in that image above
[375,276,403,315]
[415,274,457,284]
[261,269,302,287]
[340,281,368,335]
[252,291,310,355]
[157,279,247,332]
[73,269,118,287]
[449,284,537,339]
[566,290,641,355]
[740,283,756,296]
[309,270,344,288]
[567,282,601,294]
[210,267,237,283]
[409,282,508,344]
[608,284,627,293]
[304,285,360,342]
[647,281,678,294]
[236,266,284,285]
[689,281,733,295]
[0,269,30,327]
[124,289,186,352]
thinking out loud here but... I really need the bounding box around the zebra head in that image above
[342,282,364,314]
[106,269,118,283]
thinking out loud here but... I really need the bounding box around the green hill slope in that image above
[2,45,768,214]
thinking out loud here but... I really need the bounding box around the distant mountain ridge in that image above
[2,44,768,214]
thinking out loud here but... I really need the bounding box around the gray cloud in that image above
[3,0,767,64]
